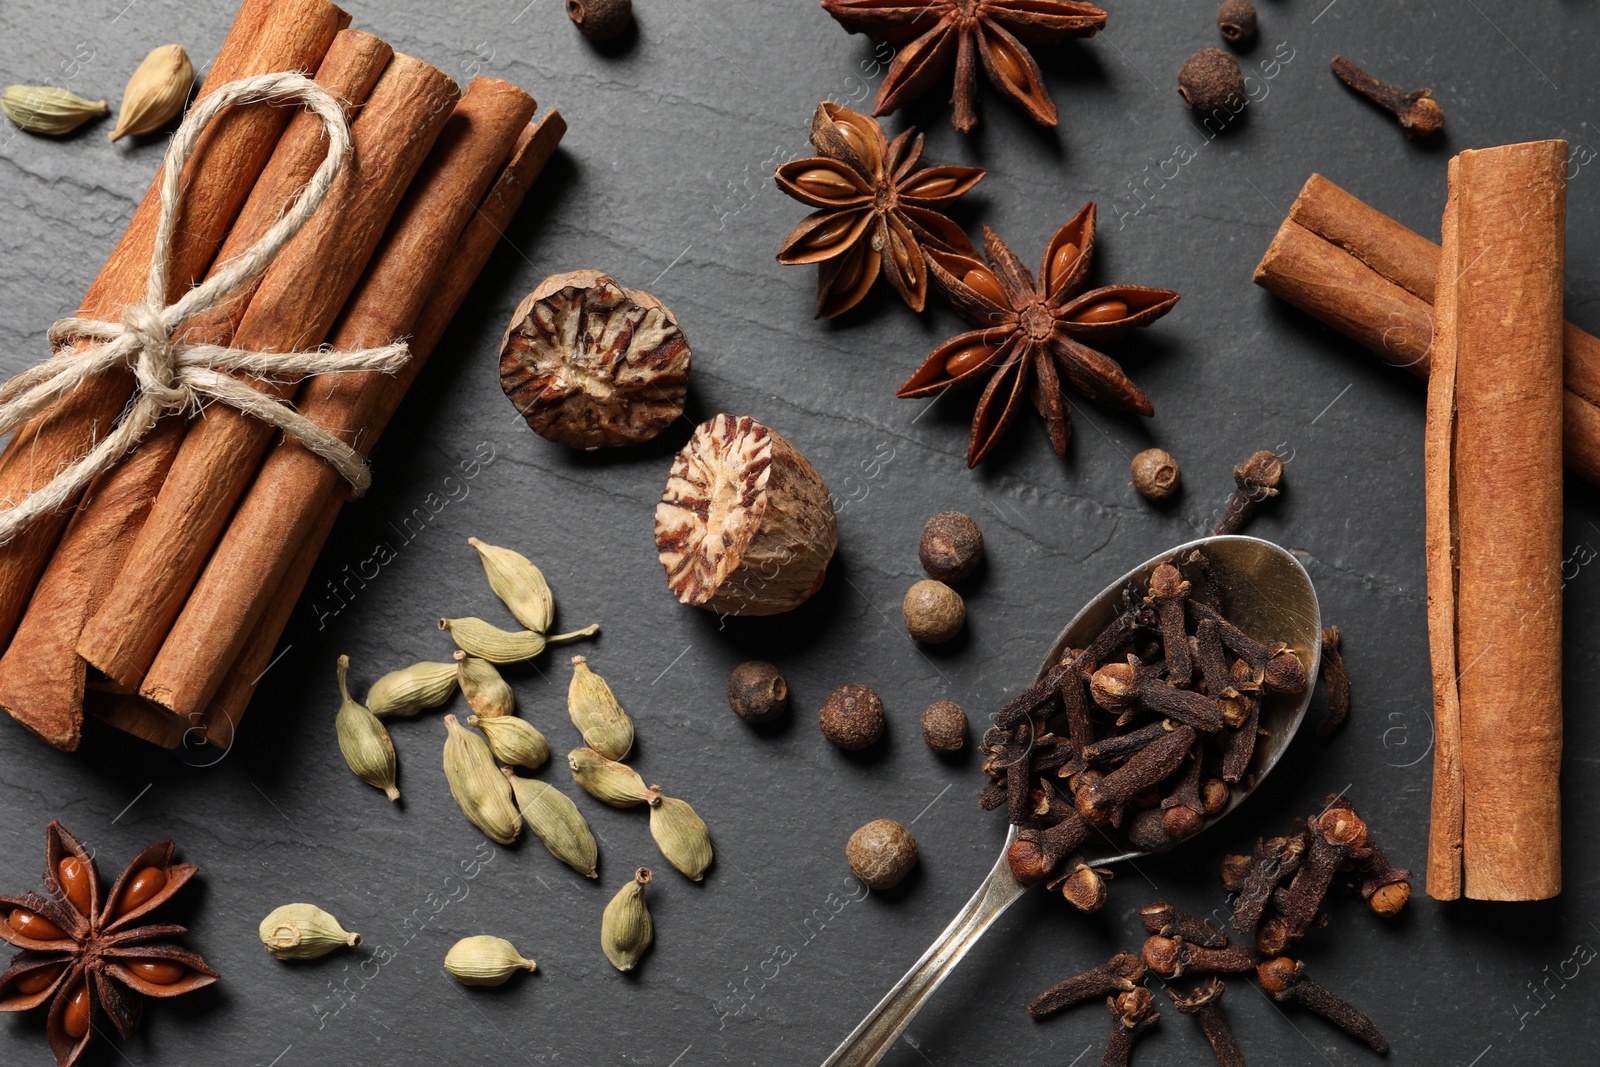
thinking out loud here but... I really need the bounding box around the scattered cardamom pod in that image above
[334,655,399,801]
[444,935,537,986]
[471,713,549,770]
[2,85,109,136]
[468,537,554,632]
[567,655,633,760]
[440,616,599,664]
[455,650,514,718]
[503,768,599,878]
[568,746,655,808]
[443,714,522,845]
[648,794,714,882]
[366,660,458,718]
[259,903,361,960]
[109,44,192,141]
[600,867,654,972]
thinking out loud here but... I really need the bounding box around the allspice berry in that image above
[1130,448,1181,501]
[728,660,788,723]
[919,511,984,582]
[920,701,967,753]
[1178,47,1246,116]
[567,0,632,41]
[1217,0,1258,45]
[819,684,885,750]
[846,819,918,891]
[903,580,965,643]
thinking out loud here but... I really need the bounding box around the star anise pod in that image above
[897,202,1178,467]
[819,0,1108,132]
[777,102,984,318]
[0,823,217,1067]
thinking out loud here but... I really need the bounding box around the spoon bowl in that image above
[821,534,1321,1066]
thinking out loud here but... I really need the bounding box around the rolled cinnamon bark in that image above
[1427,142,1565,901]
[140,78,540,719]
[0,29,395,752]
[0,0,349,647]
[76,54,461,692]
[1253,173,1600,484]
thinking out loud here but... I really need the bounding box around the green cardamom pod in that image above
[647,794,714,882]
[334,655,399,801]
[503,768,599,878]
[600,867,654,972]
[259,903,360,960]
[468,537,553,633]
[1,85,108,135]
[366,660,458,718]
[443,714,522,845]
[443,935,537,986]
[109,44,192,142]
[455,650,514,718]
[471,713,549,770]
[567,655,633,760]
[440,616,599,664]
[568,746,655,808]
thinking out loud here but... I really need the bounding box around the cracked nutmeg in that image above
[655,414,838,615]
[498,270,691,449]
[0,823,217,1067]
[777,102,983,318]
[898,203,1179,467]
[820,0,1108,133]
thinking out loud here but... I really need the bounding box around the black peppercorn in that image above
[727,660,788,723]
[920,700,967,752]
[819,684,885,749]
[1130,448,1181,501]
[903,579,965,643]
[919,511,984,582]
[567,0,632,41]
[1217,0,1258,45]
[1178,47,1246,117]
[846,819,918,890]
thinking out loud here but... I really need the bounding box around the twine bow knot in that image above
[0,72,411,545]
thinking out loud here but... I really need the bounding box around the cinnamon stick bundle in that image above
[0,29,395,751]
[1426,142,1566,901]
[0,0,350,647]
[75,54,462,692]
[140,77,541,718]
[1252,173,1600,484]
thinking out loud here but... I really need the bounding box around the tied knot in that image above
[120,302,193,414]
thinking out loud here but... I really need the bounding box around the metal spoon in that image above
[821,534,1322,1067]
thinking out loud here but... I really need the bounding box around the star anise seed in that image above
[897,202,1178,466]
[0,823,217,1067]
[820,0,1108,133]
[777,102,984,318]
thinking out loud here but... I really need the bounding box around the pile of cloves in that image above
[1030,794,1409,1063]
[979,547,1308,903]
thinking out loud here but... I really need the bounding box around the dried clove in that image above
[1102,988,1160,1066]
[1139,900,1228,949]
[1028,951,1147,1020]
[1187,600,1307,694]
[1090,657,1226,732]
[1324,794,1411,916]
[1160,750,1207,839]
[1219,852,1252,892]
[1218,660,1261,783]
[1316,626,1350,738]
[1076,726,1198,827]
[1257,956,1390,1053]
[1193,618,1234,700]
[1143,935,1259,979]
[1080,720,1172,764]
[1008,814,1092,884]
[1213,449,1284,536]
[1145,563,1194,685]
[1229,833,1307,935]
[1166,977,1245,1067]
[1330,55,1444,140]
[1279,807,1368,937]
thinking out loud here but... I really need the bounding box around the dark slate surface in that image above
[1,1,1598,1065]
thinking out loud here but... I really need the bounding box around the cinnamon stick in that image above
[0,0,349,647]
[189,113,567,748]
[0,30,394,752]
[1426,142,1565,901]
[76,54,462,692]
[140,78,540,718]
[1252,173,1600,484]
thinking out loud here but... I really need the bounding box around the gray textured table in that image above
[2,1,1597,1065]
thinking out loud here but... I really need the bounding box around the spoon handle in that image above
[820,833,1029,1067]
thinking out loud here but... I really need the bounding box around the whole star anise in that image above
[0,823,217,1067]
[897,202,1178,466]
[777,102,984,318]
[820,0,1108,132]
